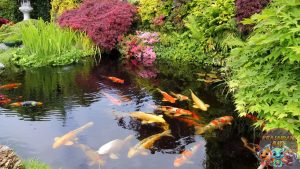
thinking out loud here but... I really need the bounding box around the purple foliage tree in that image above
[235,0,270,34]
[58,0,136,52]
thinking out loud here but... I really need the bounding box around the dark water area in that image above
[0,58,261,169]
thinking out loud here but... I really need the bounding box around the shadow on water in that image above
[0,57,262,169]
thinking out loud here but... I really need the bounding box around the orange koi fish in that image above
[158,106,201,120]
[157,88,177,103]
[107,76,124,84]
[174,143,202,167]
[0,98,11,105]
[195,116,233,135]
[0,83,22,90]
[176,117,203,127]
[170,92,189,101]
[10,101,43,107]
[52,122,94,149]
[103,92,122,106]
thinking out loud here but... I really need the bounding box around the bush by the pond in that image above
[118,31,159,66]
[50,0,81,21]
[138,0,173,28]
[58,0,136,52]
[151,0,243,66]
[23,159,52,169]
[235,0,270,34]
[0,0,22,22]
[227,0,300,153]
[9,19,97,67]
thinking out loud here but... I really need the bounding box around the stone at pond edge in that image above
[0,145,24,169]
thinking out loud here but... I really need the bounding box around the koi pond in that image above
[0,58,266,169]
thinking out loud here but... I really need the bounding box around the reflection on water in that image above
[0,58,261,169]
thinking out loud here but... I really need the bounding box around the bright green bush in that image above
[184,0,242,65]
[138,0,173,27]
[227,0,300,153]
[50,0,81,21]
[154,0,242,66]
[10,19,97,67]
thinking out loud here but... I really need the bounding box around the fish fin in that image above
[141,120,149,124]
[140,150,149,156]
[205,104,210,108]
[170,92,176,97]
[109,153,119,159]
[162,98,168,102]
[64,141,74,146]
[193,104,200,109]
[54,137,60,141]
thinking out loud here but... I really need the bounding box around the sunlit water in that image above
[0,58,262,169]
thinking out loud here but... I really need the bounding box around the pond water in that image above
[0,58,260,169]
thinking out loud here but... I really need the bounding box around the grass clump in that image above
[23,159,52,169]
[10,19,97,67]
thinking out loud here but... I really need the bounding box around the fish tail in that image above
[156,88,163,93]
[161,130,173,137]
[170,91,176,96]
[74,122,94,133]
[124,135,134,142]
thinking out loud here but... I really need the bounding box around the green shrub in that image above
[184,0,242,65]
[227,0,300,153]
[0,0,22,22]
[10,19,97,67]
[138,0,173,27]
[154,0,243,66]
[50,0,81,21]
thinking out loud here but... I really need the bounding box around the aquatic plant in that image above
[227,0,300,153]
[23,159,52,169]
[11,19,97,67]
[50,0,81,21]
[58,0,136,52]
[119,31,159,66]
[235,0,270,34]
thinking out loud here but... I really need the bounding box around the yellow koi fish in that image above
[52,122,94,149]
[190,89,209,111]
[128,130,173,158]
[77,144,105,167]
[130,111,166,124]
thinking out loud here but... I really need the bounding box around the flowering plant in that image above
[118,31,159,67]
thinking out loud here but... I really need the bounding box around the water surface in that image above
[0,58,259,169]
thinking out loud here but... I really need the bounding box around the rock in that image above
[0,43,9,51]
[0,145,24,169]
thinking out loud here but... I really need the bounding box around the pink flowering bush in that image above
[118,31,159,67]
